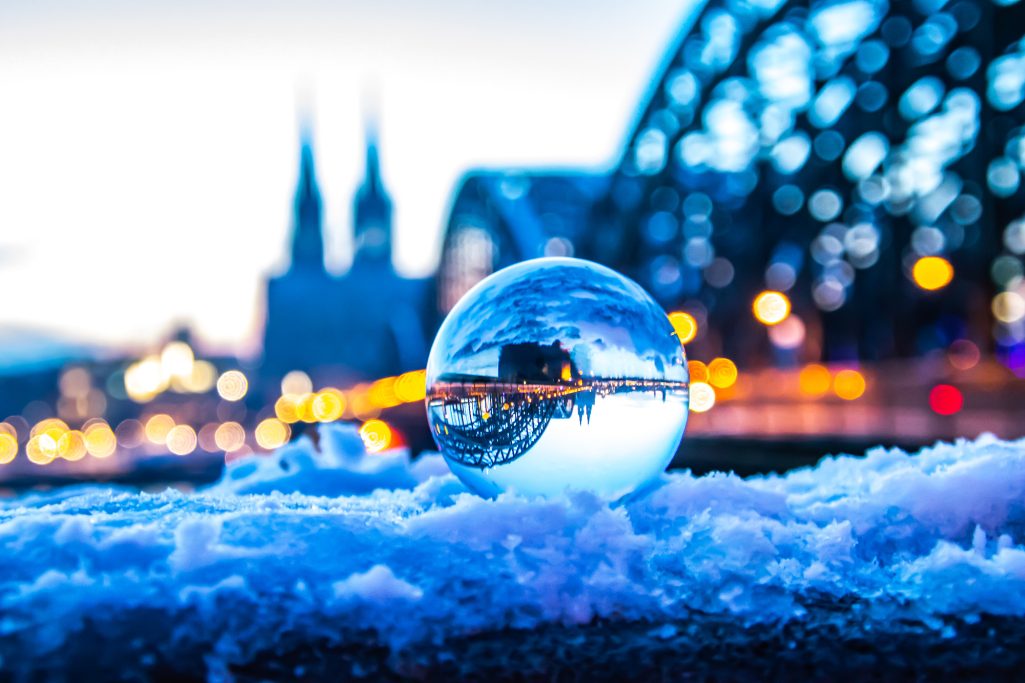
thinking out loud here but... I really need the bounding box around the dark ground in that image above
[2,603,1021,682]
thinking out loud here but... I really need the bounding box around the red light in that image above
[929,384,963,416]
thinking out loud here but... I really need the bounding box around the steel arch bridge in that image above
[428,391,563,468]
[578,0,1025,361]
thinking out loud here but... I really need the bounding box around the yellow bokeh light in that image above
[833,369,867,400]
[57,430,87,461]
[0,433,17,465]
[26,436,56,465]
[124,356,167,402]
[255,418,290,450]
[160,341,195,379]
[992,291,1025,324]
[144,414,175,444]
[753,291,791,326]
[689,382,716,413]
[214,421,246,452]
[707,358,738,389]
[798,364,832,397]
[166,425,198,456]
[688,360,708,384]
[369,377,400,409]
[178,360,217,393]
[350,386,381,420]
[394,370,427,403]
[360,419,393,453]
[312,389,346,422]
[0,422,17,440]
[912,256,954,291]
[280,370,313,396]
[217,370,249,401]
[84,423,117,458]
[31,418,69,439]
[296,393,317,423]
[274,395,301,424]
[668,311,698,345]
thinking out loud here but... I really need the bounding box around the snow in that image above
[2,424,1025,674]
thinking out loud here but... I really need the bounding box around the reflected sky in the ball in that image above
[427,258,688,383]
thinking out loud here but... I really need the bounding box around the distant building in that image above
[263,125,429,386]
[498,342,579,384]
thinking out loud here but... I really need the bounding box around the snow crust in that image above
[2,424,1025,668]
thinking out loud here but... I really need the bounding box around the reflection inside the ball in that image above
[427,339,688,498]
[426,257,690,499]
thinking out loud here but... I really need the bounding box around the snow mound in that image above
[2,425,1025,674]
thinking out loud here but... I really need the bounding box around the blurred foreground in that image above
[2,425,1024,680]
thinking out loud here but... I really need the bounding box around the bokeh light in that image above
[281,370,313,396]
[312,389,346,422]
[799,364,832,397]
[688,360,709,383]
[124,356,166,403]
[753,291,792,325]
[0,433,17,465]
[84,422,117,458]
[707,358,738,389]
[255,418,290,450]
[160,341,194,378]
[296,393,317,423]
[768,315,806,349]
[214,422,247,452]
[274,395,301,424]
[929,384,964,416]
[216,370,249,401]
[948,340,981,370]
[368,378,400,410]
[197,423,220,453]
[178,360,218,393]
[689,382,716,413]
[31,418,69,439]
[394,370,428,403]
[166,425,198,456]
[57,430,87,461]
[116,420,145,449]
[912,256,954,291]
[992,291,1025,324]
[144,414,175,444]
[0,422,17,440]
[668,311,699,344]
[359,419,393,453]
[26,436,56,466]
[833,369,866,400]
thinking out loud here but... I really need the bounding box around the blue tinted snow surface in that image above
[2,425,1025,662]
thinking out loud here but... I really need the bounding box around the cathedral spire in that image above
[290,124,325,272]
[353,119,393,267]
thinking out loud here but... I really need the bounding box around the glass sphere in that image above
[426,257,689,498]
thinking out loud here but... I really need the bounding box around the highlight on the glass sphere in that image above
[426,257,690,499]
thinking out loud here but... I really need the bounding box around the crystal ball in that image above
[426,257,690,498]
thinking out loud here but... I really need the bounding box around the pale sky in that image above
[0,0,691,356]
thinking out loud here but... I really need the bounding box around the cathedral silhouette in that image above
[262,124,429,386]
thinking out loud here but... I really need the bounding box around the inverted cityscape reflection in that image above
[426,258,689,498]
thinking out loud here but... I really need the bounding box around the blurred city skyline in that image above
[0,0,693,354]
